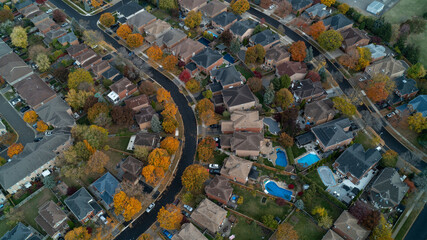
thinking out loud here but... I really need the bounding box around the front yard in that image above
[230,215,272,239]
[286,211,325,240]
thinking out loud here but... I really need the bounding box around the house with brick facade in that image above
[35,201,69,238]
[220,132,264,157]
[340,28,370,53]
[209,65,245,94]
[311,118,353,152]
[304,99,335,125]
[332,211,370,240]
[171,38,205,63]
[191,199,227,234]
[394,76,418,99]
[191,48,223,73]
[229,19,258,41]
[205,175,233,204]
[121,156,143,184]
[322,14,353,31]
[221,111,263,134]
[65,188,104,223]
[126,9,156,33]
[135,106,156,130]
[304,4,330,20]
[108,77,137,103]
[220,155,253,184]
[291,79,326,103]
[369,168,409,209]
[249,29,280,50]
[180,0,207,13]
[365,57,407,79]
[276,61,308,81]
[200,0,227,18]
[265,44,290,67]
[289,0,313,14]
[155,29,187,51]
[212,12,239,31]
[221,85,257,112]
[125,94,149,112]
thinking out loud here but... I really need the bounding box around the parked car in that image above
[162,230,173,239]
[10,97,21,106]
[46,9,52,14]
[146,203,155,212]
[209,168,221,175]
[20,106,30,113]
[34,137,43,142]
[181,210,190,218]
[61,22,68,27]
[45,130,53,136]
[209,164,220,169]
[183,204,193,212]
[100,215,109,224]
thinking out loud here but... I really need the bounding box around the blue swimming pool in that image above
[298,153,321,167]
[207,31,218,38]
[198,37,211,46]
[224,53,235,63]
[265,181,292,201]
[275,148,287,167]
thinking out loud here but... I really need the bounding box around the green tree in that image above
[68,68,94,89]
[272,74,291,90]
[230,38,241,54]
[333,96,356,116]
[264,85,275,105]
[184,11,202,29]
[43,175,55,189]
[317,29,343,51]
[408,112,427,133]
[159,0,177,10]
[304,46,314,63]
[35,53,50,72]
[370,215,393,240]
[11,26,27,48]
[275,88,294,109]
[381,150,398,168]
[71,125,109,149]
[151,115,163,133]
[407,63,426,79]
[262,215,279,229]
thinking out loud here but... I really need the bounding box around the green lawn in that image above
[353,131,376,150]
[3,91,15,100]
[107,136,130,151]
[0,219,14,238]
[286,211,325,240]
[407,31,427,69]
[213,150,228,165]
[305,170,325,189]
[230,215,272,240]
[305,194,343,221]
[291,144,307,158]
[233,186,292,222]
[235,65,254,79]
[151,9,169,20]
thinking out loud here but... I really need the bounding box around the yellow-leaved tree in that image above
[230,0,250,15]
[36,120,48,132]
[184,11,202,28]
[11,26,27,48]
[160,137,180,155]
[148,148,171,171]
[23,110,38,124]
[157,204,183,230]
[181,164,209,193]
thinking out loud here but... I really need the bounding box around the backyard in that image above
[305,170,326,190]
[286,211,325,240]
[230,215,272,239]
[304,193,343,221]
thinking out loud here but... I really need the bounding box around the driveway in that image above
[0,94,35,159]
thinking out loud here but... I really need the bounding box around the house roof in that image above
[20,4,39,17]
[180,0,207,11]
[0,53,32,85]
[127,10,156,28]
[185,62,198,71]
[221,111,263,133]
[370,168,409,208]
[289,0,313,11]
[110,77,137,94]
[57,32,78,45]
[292,79,326,100]
[190,199,227,233]
[222,85,256,108]
[304,98,335,123]
[30,13,49,24]
[205,175,233,203]
[200,0,228,18]
[366,1,384,14]
[295,131,316,145]
[334,211,370,240]
[311,118,353,149]
[35,201,67,237]
[394,76,418,96]
[16,0,33,10]
[322,229,344,240]
[211,65,243,87]
[322,14,353,31]
[155,28,187,48]
[212,11,239,27]
[250,29,280,47]
[122,156,143,176]
[125,94,149,110]
[191,48,223,69]
[102,66,120,79]
[91,60,110,75]
[230,19,258,37]
[135,106,156,124]
[340,27,369,49]
[134,132,160,148]
[172,223,208,240]
[74,48,97,64]
[171,38,205,61]
[365,57,406,78]
[305,4,330,19]
[35,96,75,128]
[116,1,143,18]
[221,155,253,180]
[408,95,427,117]
[265,44,290,63]
[13,74,56,109]
[334,144,381,180]
[64,188,102,221]
[364,44,386,60]
[0,134,70,190]
[0,39,12,59]
[91,172,120,206]
[66,43,87,57]
[45,28,67,41]
[0,222,37,240]
[276,61,308,77]
[144,19,171,36]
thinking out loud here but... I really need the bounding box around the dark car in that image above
[209,168,221,175]
[181,210,190,218]
[173,198,180,206]
[34,137,43,142]
[20,106,30,113]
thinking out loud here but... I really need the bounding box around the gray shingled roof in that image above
[212,11,239,27]
[134,132,160,148]
[289,0,313,11]
[0,222,35,240]
[0,53,33,85]
[311,118,352,149]
[230,19,258,37]
[16,0,33,10]
[394,76,418,96]
[211,66,243,87]
[57,32,77,45]
[291,79,326,100]
[322,14,353,30]
[65,188,102,221]
[250,29,280,47]
[408,95,427,117]
[127,9,156,28]
[222,85,256,108]
[117,1,143,18]
[0,39,12,59]
[91,172,120,206]
[155,29,187,48]
[36,96,75,128]
[370,168,409,208]
[305,4,330,18]
[191,48,223,69]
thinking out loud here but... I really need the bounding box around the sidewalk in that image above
[392,191,425,238]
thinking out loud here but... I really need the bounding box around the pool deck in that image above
[262,145,287,167]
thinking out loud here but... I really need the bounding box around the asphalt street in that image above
[0,94,35,159]
[404,204,427,240]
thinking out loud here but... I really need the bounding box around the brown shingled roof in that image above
[125,94,149,110]
[276,61,308,77]
[121,156,143,177]
[205,175,233,203]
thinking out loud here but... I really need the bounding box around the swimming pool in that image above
[265,181,292,201]
[198,37,211,46]
[207,31,218,38]
[297,153,321,167]
[223,53,235,63]
[275,148,287,167]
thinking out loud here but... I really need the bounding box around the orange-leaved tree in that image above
[289,40,306,62]
[116,24,132,40]
[162,117,178,134]
[123,197,142,221]
[148,148,171,171]
[99,12,115,27]
[160,137,180,155]
[127,33,144,48]
[87,150,109,174]
[196,98,214,113]
[156,88,172,104]
[7,143,24,158]
[91,0,102,8]
[147,45,163,61]
[157,204,183,230]
[277,223,298,240]
[200,109,220,126]
[366,74,395,102]
[23,110,38,124]
[161,102,178,119]
[142,165,165,184]
[230,0,250,15]
[279,132,293,148]
[162,55,178,71]
[65,227,91,240]
[113,191,128,215]
[309,21,325,40]
[36,120,48,132]
[182,164,209,193]
[197,137,216,162]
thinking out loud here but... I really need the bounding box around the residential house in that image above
[125,94,149,112]
[35,96,75,128]
[249,29,280,50]
[13,74,56,109]
[221,85,257,112]
[322,229,345,240]
[369,168,409,209]
[67,43,88,58]
[91,60,111,79]
[220,155,253,183]
[35,19,57,35]
[276,61,308,81]
[171,38,205,63]
[108,77,137,103]
[365,57,406,79]
[289,0,313,14]
[15,0,34,12]
[211,12,239,31]
[102,66,120,81]
[30,13,50,25]
[304,99,335,125]
[333,144,381,184]
[73,48,100,69]
[172,223,208,240]
[57,32,79,46]
[291,79,326,102]
[200,0,227,18]
[185,62,198,75]
[116,1,143,19]
[0,121,6,135]
[332,211,370,240]
[44,28,67,45]
[209,65,244,94]
[90,172,120,209]
[0,53,33,85]
[65,188,104,223]
[0,39,12,59]
[265,44,290,67]
[0,134,71,193]
[191,48,223,73]
[205,175,233,204]
[20,4,39,18]
[121,156,143,184]
[364,44,386,62]
[366,1,384,15]
[191,199,227,234]
[304,3,330,20]
[408,95,427,117]
[221,110,263,133]
[126,9,156,33]
[229,19,258,41]
[132,132,160,149]
[35,201,69,238]
[220,132,264,157]
[180,0,207,12]
[0,222,42,240]
[155,29,187,51]
[144,19,171,43]
[394,76,418,99]
[340,28,370,53]
[135,106,156,130]
[311,118,353,152]
[322,14,353,31]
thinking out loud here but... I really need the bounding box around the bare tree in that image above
[360,110,382,131]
